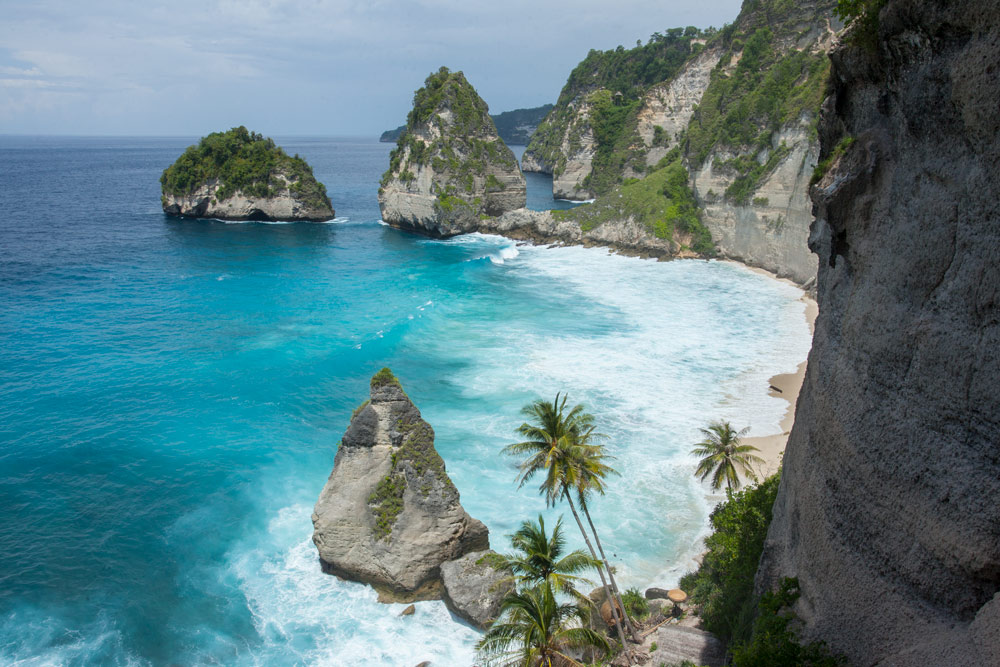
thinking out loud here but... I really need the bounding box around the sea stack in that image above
[312,368,491,602]
[160,126,334,222]
[377,67,526,237]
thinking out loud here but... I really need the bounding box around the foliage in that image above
[502,394,607,508]
[368,472,405,540]
[524,27,706,177]
[684,23,830,201]
[731,578,846,666]
[160,126,331,210]
[380,67,519,216]
[501,394,633,649]
[679,472,781,644]
[476,582,610,667]
[810,136,854,185]
[496,515,599,597]
[622,587,650,621]
[583,89,642,195]
[691,420,764,491]
[552,155,714,254]
[371,367,402,389]
[833,0,886,51]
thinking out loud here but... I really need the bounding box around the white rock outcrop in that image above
[162,174,334,222]
[312,369,489,601]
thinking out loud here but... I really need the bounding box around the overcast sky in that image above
[0,0,743,136]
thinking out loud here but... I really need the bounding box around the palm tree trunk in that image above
[564,491,631,665]
[581,501,640,641]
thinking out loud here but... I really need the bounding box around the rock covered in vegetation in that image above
[160,126,334,221]
[518,1,841,284]
[521,27,710,195]
[757,0,1000,664]
[377,67,526,237]
[685,0,839,286]
[381,104,553,146]
[311,369,489,601]
[439,550,513,629]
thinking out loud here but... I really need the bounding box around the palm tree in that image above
[567,442,640,639]
[501,394,633,659]
[499,515,599,599]
[475,581,610,667]
[691,420,764,491]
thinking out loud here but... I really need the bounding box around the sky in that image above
[0,0,744,136]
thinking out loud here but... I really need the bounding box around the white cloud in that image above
[0,0,744,134]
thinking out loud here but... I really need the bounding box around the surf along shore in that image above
[736,263,817,485]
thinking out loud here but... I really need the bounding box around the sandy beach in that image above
[742,286,817,483]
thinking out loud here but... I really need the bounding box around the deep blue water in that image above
[0,136,810,665]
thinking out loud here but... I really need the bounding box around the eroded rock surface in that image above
[312,369,489,601]
[440,550,512,629]
[377,67,525,237]
[160,126,334,222]
[758,1,1000,664]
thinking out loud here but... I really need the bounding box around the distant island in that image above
[160,126,335,222]
[380,104,553,146]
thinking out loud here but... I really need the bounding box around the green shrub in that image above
[679,472,781,645]
[622,587,650,621]
[730,578,846,666]
[371,367,401,389]
[810,136,854,185]
[160,126,330,210]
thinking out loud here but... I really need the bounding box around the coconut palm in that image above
[567,442,640,638]
[499,515,599,598]
[501,394,633,659]
[475,581,610,667]
[691,420,764,491]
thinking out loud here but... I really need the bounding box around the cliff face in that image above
[629,46,721,176]
[521,29,708,189]
[757,2,1000,664]
[682,0,838,285]
[692,119,819,285]
[377,68,526,238]
[162,174,334,222]
[160,127,334,222]
[312,369,489,601]
[512,1,838,284]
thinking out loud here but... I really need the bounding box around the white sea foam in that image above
[231,504,479,666]
[411,240,811,589]
[223,238,811,665]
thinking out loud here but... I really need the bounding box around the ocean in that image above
[0,135,811,665]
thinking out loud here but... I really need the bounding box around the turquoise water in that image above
[0,136,811,665]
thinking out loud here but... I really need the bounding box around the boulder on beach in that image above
[440,550,513,629]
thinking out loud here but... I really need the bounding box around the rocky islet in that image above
[160,126,335,222]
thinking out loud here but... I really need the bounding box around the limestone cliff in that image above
[312,369,489,601]
[160,126,334,222]
[684,0,840,285]
[521,29,710,197]
[377,67,526,238]
[757,1,1000,664]
[512,1,838,284]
